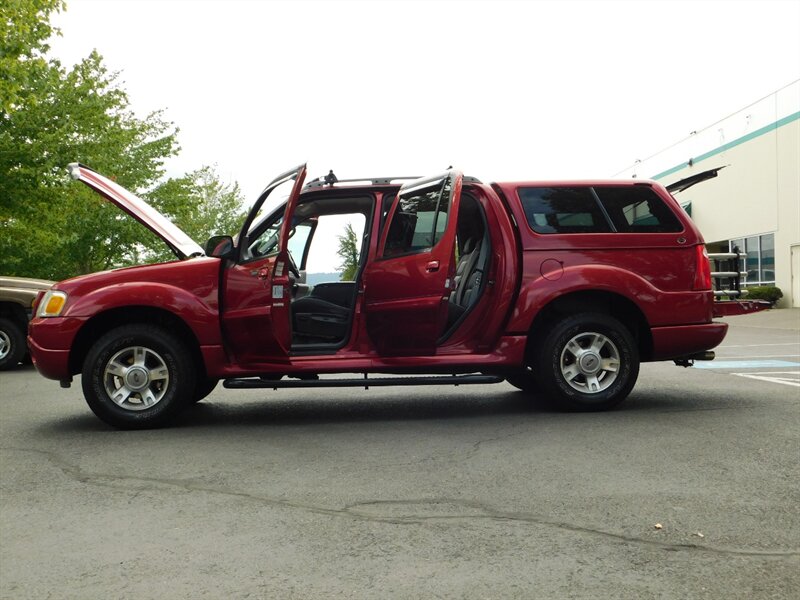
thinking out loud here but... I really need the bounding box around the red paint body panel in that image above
[363,172,463,355]
[28,167,737,387]
[53,258,223,344]
[650,322,728,360]
[27,317,84,379]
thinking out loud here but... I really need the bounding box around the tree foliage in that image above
[0,0,64,113]
[0,1,244,280]
[147,166,246,262]
[336,222,359,281]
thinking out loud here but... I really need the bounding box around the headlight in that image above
[37,290,69,318]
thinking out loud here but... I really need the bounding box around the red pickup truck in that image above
[28,164,756,429]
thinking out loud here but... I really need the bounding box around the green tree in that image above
[146,166,246,262]
[0,2,245,280]
[1,34,179,278]
[336,222,359,281]
[0,0,64,113]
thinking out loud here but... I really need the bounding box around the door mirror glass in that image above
[205,235,235,258]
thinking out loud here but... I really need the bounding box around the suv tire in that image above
[0,317,26,371]
[534,313,639,411]
[82,325,196,429]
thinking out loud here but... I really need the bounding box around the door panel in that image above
[222,165,307,364]
[363,171,463,355]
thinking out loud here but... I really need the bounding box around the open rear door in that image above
[363,170,462,355]
[222,164,307,365]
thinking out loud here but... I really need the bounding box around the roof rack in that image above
[304,174,482,189]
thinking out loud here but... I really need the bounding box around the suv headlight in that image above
[37,290,69,317]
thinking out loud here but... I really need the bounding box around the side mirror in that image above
[205,235,235,259]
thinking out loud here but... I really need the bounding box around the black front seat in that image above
[292,282,355,342]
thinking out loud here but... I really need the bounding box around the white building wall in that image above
[616,81,800,307]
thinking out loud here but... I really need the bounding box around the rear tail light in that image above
[693,244,712,291]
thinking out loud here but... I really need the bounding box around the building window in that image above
[729,233,775,286]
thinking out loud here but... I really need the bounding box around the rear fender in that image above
[506,264,712,333]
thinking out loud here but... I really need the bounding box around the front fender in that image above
[63,282,221,345]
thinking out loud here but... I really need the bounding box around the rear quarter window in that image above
[594,186,683,233]
[518,185,683,234]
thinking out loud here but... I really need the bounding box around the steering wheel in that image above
[286,250,300,278]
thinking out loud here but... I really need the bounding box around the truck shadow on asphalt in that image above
[37,388,756,433]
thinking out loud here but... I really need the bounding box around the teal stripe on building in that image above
[652,111,800,181]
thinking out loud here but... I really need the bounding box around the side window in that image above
[287,221,314,265]
[246,214,283,260]
[594,186,683,233]
[241,178,298,261]
[518,187,612,234]
[383,179,451,256]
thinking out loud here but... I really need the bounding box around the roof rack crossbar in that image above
[305,175,482,189]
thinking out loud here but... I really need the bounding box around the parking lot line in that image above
[692,359,800,369]
[714,354,800,359]
[732,371,800,388]
[718,342,799,348]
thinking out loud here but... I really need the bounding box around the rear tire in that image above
[534,313,639,411]
[81,325,196,429]
[0,317,26,371]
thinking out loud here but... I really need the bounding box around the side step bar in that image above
[224,374,503,390]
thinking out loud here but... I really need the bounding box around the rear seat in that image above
[447,232,489,326]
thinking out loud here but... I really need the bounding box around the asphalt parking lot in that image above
[1,310,798,599]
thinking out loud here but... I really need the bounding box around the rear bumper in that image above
[650,322,728,361]
[712,300,772,317]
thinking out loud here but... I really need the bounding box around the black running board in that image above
[223,374,503,390]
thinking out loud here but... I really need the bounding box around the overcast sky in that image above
[47,0,800,269]
[49,0,800,190]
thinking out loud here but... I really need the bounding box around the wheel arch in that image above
[68,306,207,378]
[524,290,653,362]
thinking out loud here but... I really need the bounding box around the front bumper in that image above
[27,316,86,380]
[650,321,728,361]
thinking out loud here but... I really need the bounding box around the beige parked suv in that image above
[0,276,53,370]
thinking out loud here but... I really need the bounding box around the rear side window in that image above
[518,185,683,234]
[518,187,612,234]
[594,186,683,233]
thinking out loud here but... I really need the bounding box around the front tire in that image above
[534,313,639,411]
[82,325,196,429]
[0,317,26,371]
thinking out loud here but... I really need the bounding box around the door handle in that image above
[257,267,270,280]
[425,260,440,272]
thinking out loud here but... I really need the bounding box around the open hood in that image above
[68,163,205,260]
